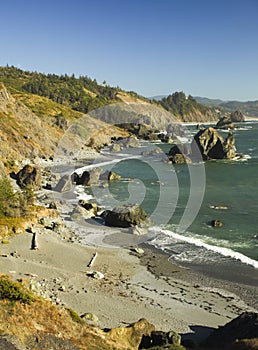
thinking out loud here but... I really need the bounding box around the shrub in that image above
[0,275,35,304]
[67,308,84,325]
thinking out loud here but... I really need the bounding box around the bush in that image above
[67,308,84,325]
[0,275,35,304]
[0,177,34,218]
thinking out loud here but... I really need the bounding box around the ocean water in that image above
[81,122,258,283]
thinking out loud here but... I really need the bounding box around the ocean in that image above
[73,122,258,285]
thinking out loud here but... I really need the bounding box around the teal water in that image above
[84,122,258,280]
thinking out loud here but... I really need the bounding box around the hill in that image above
[0,66,218,125]
[194,96,258,117]
[0,82,128,171]
[158,92,218,122]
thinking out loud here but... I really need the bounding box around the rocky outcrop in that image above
[192,127,236,160]
[107,318,155,349]
[140,330,181,348]
[72,168,102,186]
[216,116,235,130]
[16,165,42,190]
[202,312,258,349]
[78,200,100,217]
[168,144,192,164]
[100,170,121,181]
[101,204,151,228]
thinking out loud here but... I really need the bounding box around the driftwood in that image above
[87,252,98,267]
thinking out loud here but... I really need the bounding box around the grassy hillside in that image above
[0,65,149,114]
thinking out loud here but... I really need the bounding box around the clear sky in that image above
[0,0,257,101]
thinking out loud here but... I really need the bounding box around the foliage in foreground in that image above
[0,275,35,304]
[0,177,33,218]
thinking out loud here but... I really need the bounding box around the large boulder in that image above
[168,144,192,164]
[192,127,236,160]
[202,312,258,349]
[16,165,41,190]
[107,318,155,349]
[100,170,121,181]
[101,204,151,228]
[140,330,181,348]
[54,175,72,192]
[72,168,102,186]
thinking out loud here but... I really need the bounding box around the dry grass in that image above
[0,274,134,349]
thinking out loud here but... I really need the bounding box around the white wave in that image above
[74,155,141,175]
[74,186,93,201]
[149,227,258,269]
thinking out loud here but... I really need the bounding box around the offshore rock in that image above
[168,144,192,164]
[192,127,236,160]
[216,115,235,130]
[100,170,121,181]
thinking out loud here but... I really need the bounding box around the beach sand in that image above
[1,189,257,345]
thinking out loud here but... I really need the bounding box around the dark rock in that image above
[216,116,235,130]
[101,204,151,228]
[100,170,121,181]
[139,330,181,348]
[54,175,72,192]
[192,127,236,160]
[72,168,102,186]
[168,144,192,164]
[202,312,258,349]
[78,200,100,217]
[211,219,224,227]
[16,165,42,190]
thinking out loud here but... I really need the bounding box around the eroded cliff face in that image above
[178,108,218,123]
[0,84,127,169]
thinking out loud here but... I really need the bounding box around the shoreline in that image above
[1,181,257,344]
[1,152,258,346]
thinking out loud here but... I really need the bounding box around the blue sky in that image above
[0,0,257,100]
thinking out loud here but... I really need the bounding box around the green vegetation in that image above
[0,65,121,113]
[0,274,35,304]
[0,177,33,218]
[67,307,84,325]
[159,91,210,117]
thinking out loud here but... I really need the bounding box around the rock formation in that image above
[16,165,42,190]
[72,168,102,186]
[192,127,236,160]
[101,203,151,228]
[54,175,72,192]
[202,312,258,349]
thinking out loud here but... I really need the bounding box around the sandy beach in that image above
[1,178,258,346]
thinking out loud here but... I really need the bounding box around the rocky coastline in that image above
[1,119,258,349]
